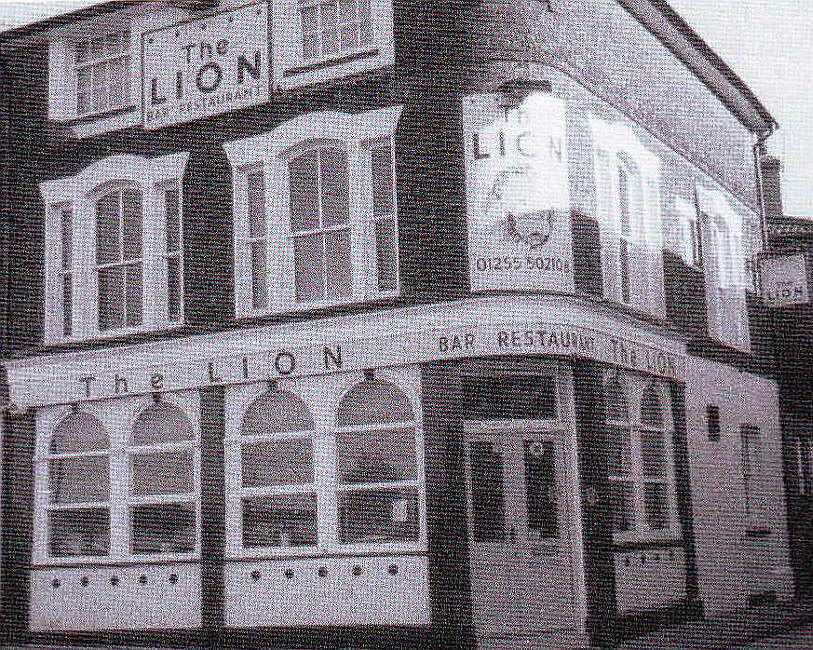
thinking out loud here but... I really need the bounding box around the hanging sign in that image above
[142,2,270,130]
[760,254,810,307]
[463,91,573,293]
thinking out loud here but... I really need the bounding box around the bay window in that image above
[40,153,189,343]
[34,394,200,564]
[605,373,679,540]
[224,106,402,317]
[299,0,374,61]
[74,30,131,117]
[590,116,666,317]
[225,371,425,559]
[697,185,751,352]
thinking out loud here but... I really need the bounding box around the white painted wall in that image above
[684,357,794,616]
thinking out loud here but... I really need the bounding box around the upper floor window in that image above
[674,197,704,268]
[224,106,402,317]
[273,0,394,89]
[696,186,751,352]
[74,30,132,117]
[590,116,666,317]
[40,153,189,344]
[605,373,679,541]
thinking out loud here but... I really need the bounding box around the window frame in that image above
[224,107,402,318]
[32,393,201,567]
[224,370,426,561]
[297,0,375,63]
[604,372,681,544]
[40,153,189,344]
[73,29,133,119]
[589,115,666,318]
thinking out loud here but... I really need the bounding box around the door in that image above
[465,430,577,638]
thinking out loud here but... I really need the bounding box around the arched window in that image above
[335,379,420,544]
[239,390,318,549]
[129,402,196,555]
[47,412,110,557]
[605,375,678,539]
[95,186,143,330]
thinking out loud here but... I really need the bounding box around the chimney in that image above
[760,155,784,224]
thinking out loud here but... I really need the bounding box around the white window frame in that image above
[696,185,751,352]
[73,29,132,118]
[40,153,189,344]
[605,372,681,544]
[224,369,427,561]
[33,393,201,566]
[272,0,395,90]
[224,106,402,318]
[589,115,666,318]
[674,196,704,269]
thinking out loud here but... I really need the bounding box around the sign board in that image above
[463,91,573,293]
[142,2,270,129]
[760,254,810,307]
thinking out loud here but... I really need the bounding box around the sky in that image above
[1,0,810,215]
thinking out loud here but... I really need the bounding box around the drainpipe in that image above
[753,123,777,252]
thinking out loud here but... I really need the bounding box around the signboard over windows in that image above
[463,91,573,293]
[760,253,810,307]
[142,2,270,130]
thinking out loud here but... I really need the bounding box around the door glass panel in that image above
[523,439,558,539]
[469,441,506,542]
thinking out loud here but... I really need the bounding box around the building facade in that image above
[0,1,796,648]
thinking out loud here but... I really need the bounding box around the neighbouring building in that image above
[0,1,797,648]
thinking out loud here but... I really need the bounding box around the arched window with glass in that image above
[606,377,634,534]
[129,402,197,555]
[46,412,110,558]
[238,389,318,550]
[335,378,421,545]
[95,185,143,331]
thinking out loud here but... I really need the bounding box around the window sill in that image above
[283,48,380,78]
[32,553,201,569]
[226,544,427,562]
[611,534,683,552]
[64,104,138,125]
[237,290,402,321]
[46,319,186,348]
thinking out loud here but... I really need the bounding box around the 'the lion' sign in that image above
[142,2,270,130]
[463,91,574,292]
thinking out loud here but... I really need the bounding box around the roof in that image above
[0,0,777,134]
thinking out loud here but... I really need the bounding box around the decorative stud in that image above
[80,576,89,587]
[352,565,362,577]
[284,568,294,580]
[318,567,328,578]
[139,574,148,585]
[169,573,179,584]
[110,575,120,586]
[388,564,398,576]
[250,570,261,581]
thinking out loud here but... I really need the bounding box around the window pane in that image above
[242,439,314,487]
[105,32,120,56]
[90,37,105,58]
[294,233,325,301]
[289,151,320,232]
[242,494,318,548]
[98,266,124,330]
[618,167,631,237]
[247,170,266,238]
[250,240,268,310]
[372,145,394,218]
[461,376,557,421]
[641,384,665,427]
[325,228,352,298]
[92,61,108,112]
[108,57,124,107]
[241,390,315,436]
[321,2,338,28]
[337,427,417,484]
[375,218,398,292]
[96,192,121,265]
[470,442,505,542]
[133,403,194,445]
[644,483,669,529]
[50,457,109,504]
[77,90,91,115]
[610,480,634,533]
[122,56,132,104]
[62,274,73,336]
[165,188,181,253]
[339,0,356,22]
[340,23,358,50]
[61,208,73,269]
[358,0,371,17]
[608,426,632,476]
[302,31,318,59]
[338,487,419,544]
[50,508,109,557]
[122,188,143,260]
[131,451,194,496]
[76,42,89,64]
[300,5,318,33]
[359,18,373,45]
[168,255,182,321]
[131,503,195,554]
[125,263,143,327]
[52,413,109,454]
[524,439,558,539]
[322,27,339,55]
[337,380,415,426]
[620,238,631,304]
[605,379,628,421]
[320,149,349,227]
[641,430,667,478]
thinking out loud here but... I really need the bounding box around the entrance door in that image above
[465,430,577,639]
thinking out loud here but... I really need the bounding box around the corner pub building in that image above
[0,1,797,648]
